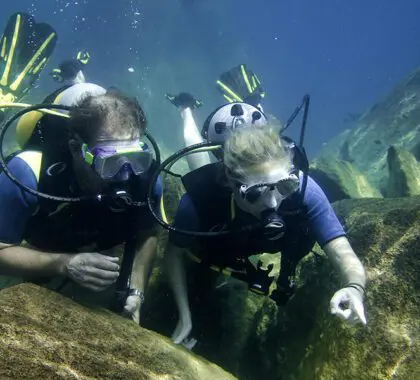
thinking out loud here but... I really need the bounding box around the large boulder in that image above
[263,196,420,380]
[144,196,420,380]
[316,67,420,189]
[412,141,420,161]
[386,146,420,197]
[309,157,382,201]
[0,283,236,380]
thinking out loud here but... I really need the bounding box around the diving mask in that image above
[238,174,300,204]
[82,141,153,180]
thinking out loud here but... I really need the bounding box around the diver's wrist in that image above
[344,282,365,296]
[57,253,72,277]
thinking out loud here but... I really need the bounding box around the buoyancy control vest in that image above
[180,161,316,273]
[15,104,155,252]
[21,147,155,252]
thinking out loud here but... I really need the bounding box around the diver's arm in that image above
[322,236,366,290]
[0,243,69,277]
[166,243,190,316]
[165,242,192,343]
[0,242,120,292]
[129,228,159,293]
[181,108,211,171]
[303,176,366,290]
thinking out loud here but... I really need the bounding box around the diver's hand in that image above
[165,92,202,110]
[330,286,367,325]
[65,253,120,292]
[171,313,192,344]
[123,295,142,324]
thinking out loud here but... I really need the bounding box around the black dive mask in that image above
[261,209,286,240]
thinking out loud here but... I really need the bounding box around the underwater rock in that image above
[317,67,420,189]
[144,196,420,380]
[0,283,236,380]
[309,157,382,202]
[275,196,420,380]
[386,146,420,197]
[411,140,420,161]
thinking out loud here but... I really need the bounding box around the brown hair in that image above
[69,88,147,145]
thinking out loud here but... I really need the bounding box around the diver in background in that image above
[50,50,90,86]
[165,64,265,171]
[0,12,57,121]
[0,86,162,325]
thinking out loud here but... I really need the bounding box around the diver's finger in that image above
[89,256,120,271]
[174,328,191,345]
[333,308,352,321]
[105,255,120,261]
[353,300,367,325]
[171,321,183,343]
[330,294,342,313]
[173,321,192,344]
[86,267,120,281]
[81,282,109,292]
[79,273,118,289]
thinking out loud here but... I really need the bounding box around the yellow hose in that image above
[0,102,70,118]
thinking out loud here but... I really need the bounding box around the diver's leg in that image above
[181,108,211,171]
[0,13,57,103]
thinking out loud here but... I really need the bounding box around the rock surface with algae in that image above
[309,157,382,202]
[0,283,236,380]
[144,196,420,380]
[316,67,420,191]
[386,146,420,197]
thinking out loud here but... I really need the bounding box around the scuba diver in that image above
[165,64,268,171]
[0,12,57,122]
[0,84,163,325]
[156,99,367,345]
[50,50,90,85]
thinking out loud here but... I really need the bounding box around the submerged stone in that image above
[309,157,382,202]
[317,67,420,189]
[0,283,236,380]
[145,196,420,380]
[271,196,420,379]
[386,145,420,197]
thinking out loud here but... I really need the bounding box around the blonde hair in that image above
[223,126,293,179]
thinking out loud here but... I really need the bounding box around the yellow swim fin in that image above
[0,12,57,108]
[216,64,265,107]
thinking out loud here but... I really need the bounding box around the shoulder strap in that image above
[181,162,232,228]
[182,162,231,201]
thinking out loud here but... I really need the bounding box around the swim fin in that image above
[0,12,57,105]
[51,50,90,83]
[216,64,265,107]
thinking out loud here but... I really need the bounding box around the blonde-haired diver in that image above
[160,70,367,346]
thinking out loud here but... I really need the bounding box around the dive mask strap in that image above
[81,142,147,165]
[81,143,94,165]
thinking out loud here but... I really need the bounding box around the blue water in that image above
[3,0,420,156]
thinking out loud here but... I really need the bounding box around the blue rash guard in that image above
[169,174,346,255]
[0,156,162,247]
